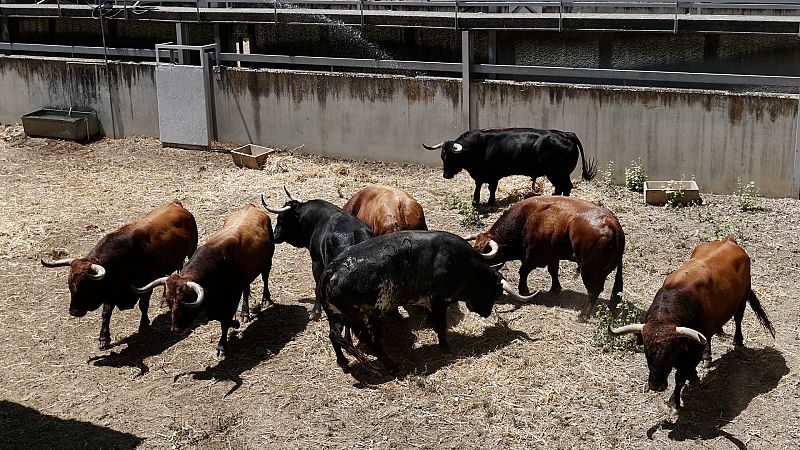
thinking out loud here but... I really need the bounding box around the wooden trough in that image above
[230,144,277,169]
[644,180,701,205]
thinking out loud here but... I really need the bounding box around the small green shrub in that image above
[664,180,685,208]
[736,178,760,212]
[624,158,647,193]
[601,161,616,189]
[698,211,738,242]
[447,196,483,228]
[593,297,644,352]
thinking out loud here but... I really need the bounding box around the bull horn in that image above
[463,234,477,241]
[450,143,464,153]
[261,194,291,214]
[422,142,444,151]
[675,326,708,345]
[87,263,106,280]
[608,324,644,336]
[501,279,538,301]
[481,240,499,259]
[182,281,205,308]
[283,185,301,202]
[133,276,167,294]
[40,258,74,268]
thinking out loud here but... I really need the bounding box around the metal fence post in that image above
[454,1,458,30]
[795,94,800,198]
[461,30,471,130]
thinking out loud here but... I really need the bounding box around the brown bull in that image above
[469,196,624,320]
[610,236,775,411]
[41,201,198,350]
[343,185,427,235]
[135,204,275,358]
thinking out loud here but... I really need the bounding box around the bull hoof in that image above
[138,320,150,333]
[309,310,322,321]
[98,338,111,350]
[241,313,252,323]
[216,346,226,359]
[549,286,562,294]
[261,295,272,309]
[576,312,590,323]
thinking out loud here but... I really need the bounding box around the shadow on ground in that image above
[0,400,143,449]
[88,312,203,378]
[174,303,309,397]
[647,346,788,449]
[497,288,588,314]
[347,315,535,386]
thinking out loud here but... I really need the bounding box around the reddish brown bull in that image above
[134,204,274,358]
[41,201,198,350]
[468,196,624,320]
[610,236,775,411]
[343,185,427,235]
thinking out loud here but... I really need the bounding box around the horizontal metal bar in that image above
[0,42,160,57]
[218,52,462,71]
[473,63,800,86]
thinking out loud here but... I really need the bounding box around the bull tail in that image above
[747,290,776,338]
[573,134,597,181]
[330,328,384,374]
[610,227,624,311]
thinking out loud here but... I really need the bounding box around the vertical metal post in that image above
[559,0,563,32]
[674,1,678,34]
[461,30,471,130]
[201,49,215,145]
[454,1,458,30]
[794,94,800,198]
[98,9,117,139]
[488,29,497,80]
[176,23,188,64]
[360,0,364,27]
[0,18,10,44]
[274,0,278,24]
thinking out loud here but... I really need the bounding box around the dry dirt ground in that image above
[0,124,798,449]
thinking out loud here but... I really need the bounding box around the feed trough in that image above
[230,144,277,169]
[644,180,701,206]
[21,109,100,142]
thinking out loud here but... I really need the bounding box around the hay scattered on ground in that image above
[0,125,798,449]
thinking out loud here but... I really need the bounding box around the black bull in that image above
[316,230,534,375]
[423,128,597,205]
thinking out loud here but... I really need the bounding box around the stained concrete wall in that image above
[1,55,798,197]
[472,82,799,197]
[0,55,158,138]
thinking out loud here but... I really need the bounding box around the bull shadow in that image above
[498,288,588,313]
[346,317,535,386]
[173,303,309,397]
[0,400,143,449]
[87,312,203,379]
[646,346,788,449]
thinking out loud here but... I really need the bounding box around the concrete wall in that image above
[1,55,798,197]
[0,55,158,137]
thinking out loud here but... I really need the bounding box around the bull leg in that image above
[98,303,114,350]
[310,261,325,321]
[579,291,601,322]
[518,260,534,296]
[261,260,273,309]
[216,318,239,359]
[668,370,691,411]
[733,300,746,347]
[138,292,152,332]
[361,326,399,376]
[547,261,562,293]
[240,288,252,323]
[431,300,451,355]
[703,336,713,366]
[472,181,483,206]
[328,319,350,369]
[487,180,499,206]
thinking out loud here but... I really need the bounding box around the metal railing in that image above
[3,40,799,89]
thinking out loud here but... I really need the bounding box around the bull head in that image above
[41,258,108,316]
[261,186,306,246]
[610,323,707,391]
[134,275,205,333]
